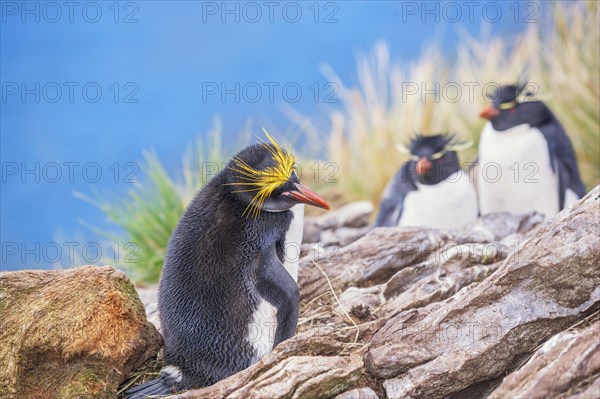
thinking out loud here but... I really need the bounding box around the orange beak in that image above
[479,105,500,120]
[416,157,432,175]
[282,182,330,210]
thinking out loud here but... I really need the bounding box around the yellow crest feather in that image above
[227,129,295,218]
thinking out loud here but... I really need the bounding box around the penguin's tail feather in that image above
[124,378,173,399]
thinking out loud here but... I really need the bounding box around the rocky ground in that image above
[1,187,598,399]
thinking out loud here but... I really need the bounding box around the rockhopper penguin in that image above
[374,133,478,229]
[477,82,585,219]
[125,132,330,398]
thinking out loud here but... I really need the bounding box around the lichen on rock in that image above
[0,266,162,399]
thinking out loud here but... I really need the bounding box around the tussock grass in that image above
[297,2,599,205]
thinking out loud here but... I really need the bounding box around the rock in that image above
[136,284,161,332]
[334,387,380,399]
[569,377,600,399]
[173,334,363,399]
[0,266,162,399]
[303,201,374,244]
[489,318,600,399]
[303,218,323,243]
[320,226,372,247]
[451,211,544,244]
[365,187,600,399]
[126,189,597,399]
[135,284,158,306]
[298,209,541,303]
[337,286,385,315]
[332,201,374,228]
[144,302,162,333]
[381,242,507,317]
[298,227,447,301]
[312,200,374,230]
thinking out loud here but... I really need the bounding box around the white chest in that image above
[247,299,277,363]
[282,204,304,282]
[246,204,304,362]
[478,122,559,219]
[399,170,478,229]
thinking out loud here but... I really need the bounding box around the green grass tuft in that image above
[77,153,184,284]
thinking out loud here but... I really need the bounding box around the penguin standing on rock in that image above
[477,82,585,219]
[374,133,478,229]
[125,132,330,398]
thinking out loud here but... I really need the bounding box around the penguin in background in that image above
[125,132,330,398]
[477,82,585,219]
[374,133,478,229]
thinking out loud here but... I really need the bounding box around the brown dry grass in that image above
[290,2,600,207]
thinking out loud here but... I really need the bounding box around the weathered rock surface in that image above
[489,317,600,399]
[334,387,380,399]
[0,266,162,399]
[303,201,373,245]
[5,187,596,399]
[366,188,600,398]
[132,187,599,399]
[298,211,542,303]
[174,335,364,399]
[136,284,161,332]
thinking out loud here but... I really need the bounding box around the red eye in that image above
[509,108,516,113]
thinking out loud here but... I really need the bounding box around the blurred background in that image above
[1,1,598,279]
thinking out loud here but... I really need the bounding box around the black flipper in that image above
[124,378,173,399]
[374,162,417,227]
[537,114,586,208]
[256,241,300,347]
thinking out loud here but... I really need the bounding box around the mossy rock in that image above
[0,266,162,399]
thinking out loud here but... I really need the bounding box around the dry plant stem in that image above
[312,260,360,346]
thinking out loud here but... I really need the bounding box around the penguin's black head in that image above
[480,83,551,130]
[225,131,330,217]
[397,133,471,185]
